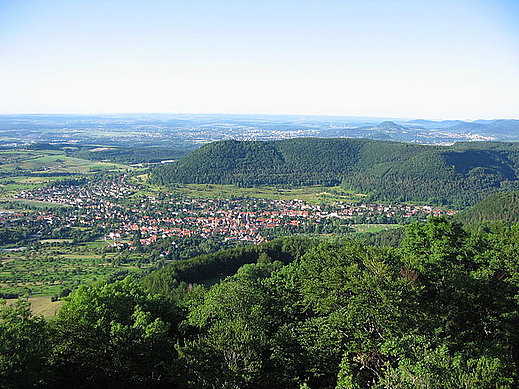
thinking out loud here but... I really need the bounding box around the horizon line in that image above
[0,112,517,122]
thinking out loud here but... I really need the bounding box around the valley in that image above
[3,0,519,385]
[1,135,519,388]
[0,147,454,298]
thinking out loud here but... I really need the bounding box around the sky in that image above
[0,0,518,120]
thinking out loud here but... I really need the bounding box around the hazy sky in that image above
[0,0,518,119]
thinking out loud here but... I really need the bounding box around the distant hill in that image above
[444,122,488,132]
[485,119,519,134]
[402,119,519,134]
[374,121,407,131]
[151,138,519,206]
[365,121,411,140]
[454,191,519,226]
[403,119,468,129]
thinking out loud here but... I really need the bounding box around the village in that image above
[11,175,456,247]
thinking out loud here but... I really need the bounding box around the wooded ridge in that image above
[151,138,519,206]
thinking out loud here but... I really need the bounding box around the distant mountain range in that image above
[402,118,519,130]
[151,137,519,206]
[361,119,519,143]
[0,114,518,147]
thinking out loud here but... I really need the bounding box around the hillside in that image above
[9,218,516,388]
[151,138,519,206]
[454,191,519,227]
[142,236,318,296]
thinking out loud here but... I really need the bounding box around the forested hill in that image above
[151,138,519,206]
[455,191,519,227]
[8,217,515,388]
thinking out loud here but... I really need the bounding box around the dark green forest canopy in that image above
[4,217,519,388]
[142,236,319,297]
[455,190,519,227]
[151,138,519,206]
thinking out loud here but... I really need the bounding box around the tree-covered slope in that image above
[151,138,519,206]
[142,236,318,296]
[454,191,519,227]
[4,218,519,388]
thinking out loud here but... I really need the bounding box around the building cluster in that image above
[11,175,456,247]
[15,175,138,206]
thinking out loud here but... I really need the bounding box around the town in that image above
[12,175,456,248]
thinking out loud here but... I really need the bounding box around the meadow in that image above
[0,148,128,198]
[138,181,368,204]
[0,238,156,298]
[350,223,403,233]
[4,296,62,318]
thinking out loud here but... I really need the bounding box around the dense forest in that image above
[3,216,519,388]
[454,190,519,227]
[151,138,519,206]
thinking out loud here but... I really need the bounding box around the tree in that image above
[0,299,48,388]
[277,242,417,388]
[179,263,284,389]
[49,277,183,388]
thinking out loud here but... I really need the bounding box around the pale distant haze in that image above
[0,0,518,120]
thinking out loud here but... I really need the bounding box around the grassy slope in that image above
[159,183,367,204]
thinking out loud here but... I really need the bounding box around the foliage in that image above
[358,227,405,247]
[142,236,319,296]
[3,217,519,387]
[0,227,35,246]
[49,277,183,388]
[151,138,519,206]
[174,217,519,388]
[455,190,519,227]
[0,300,49,389]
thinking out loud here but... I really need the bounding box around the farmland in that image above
[0,148,128,198]
[0,147,454,301]
[161,183,368,204]
[0,238,154,298]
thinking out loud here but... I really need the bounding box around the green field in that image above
[0,148,130,199]
[143,183,368,204]
[39,239,74,244]
[0,152,126,174]
[0,198,69,211]
[351,224,403,233]
[0,239,155,297]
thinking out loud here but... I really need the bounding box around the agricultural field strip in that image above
[0,149,128,198]
[168,183,367,204]
[0,239,149,297]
